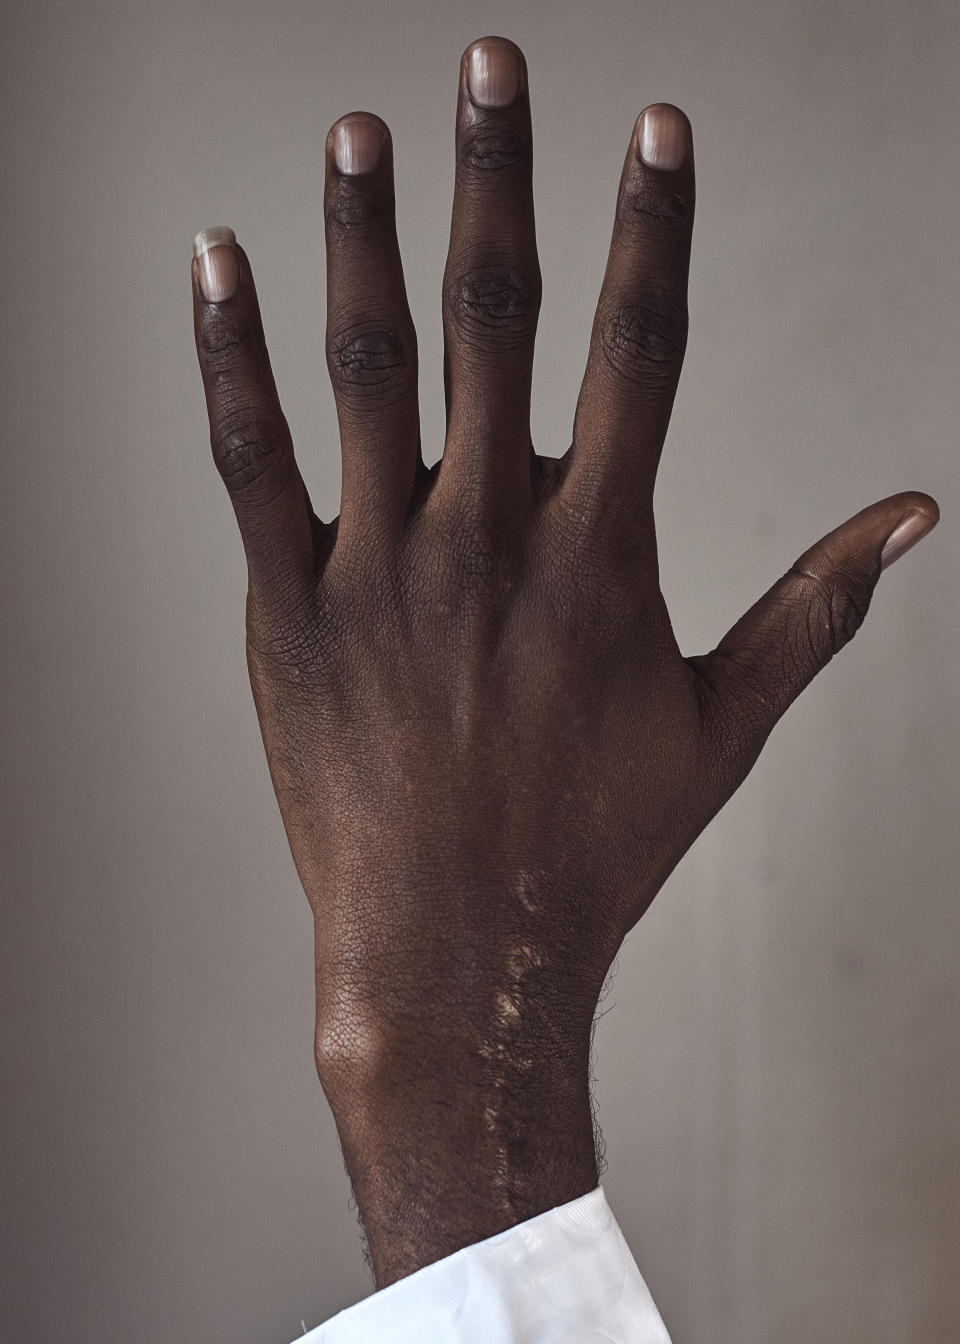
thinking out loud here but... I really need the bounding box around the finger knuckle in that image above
[446,259,541,354]
[828,580,871,653]
[459,125,527,178]
[598,293,688,388]
[212,410,291,503]
[326,312,416,407]
[197,309,251,371]
[786,565,873,661]
[619,175,694,235]
[324,179,387,242]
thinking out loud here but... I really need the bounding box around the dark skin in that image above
[191,35,939,1290]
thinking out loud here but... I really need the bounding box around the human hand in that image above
[191,35,939,1286]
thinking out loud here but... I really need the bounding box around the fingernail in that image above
[332,115,386,175]
[636,104,690,171]
[467,37,523,108]
[880,509,937,571]
[193,226,239,302]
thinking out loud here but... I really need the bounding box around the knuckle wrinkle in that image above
[325,182,385,240]
[198,312,247,364]
[326,318,414,404]
[786,564,872,660]
[460,127,526,175]
[620,177,694,232]
[598,296,688,387]
[212,413,289,502]
[448,262,541,353]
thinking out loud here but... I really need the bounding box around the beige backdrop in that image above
[2,1,957,1341]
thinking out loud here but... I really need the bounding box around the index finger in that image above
[562,104,695,552]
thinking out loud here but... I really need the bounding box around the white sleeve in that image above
[292,1184,671,1343]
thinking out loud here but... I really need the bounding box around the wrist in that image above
[316,998,600,1287]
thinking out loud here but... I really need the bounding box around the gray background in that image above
[2,1,957,1341]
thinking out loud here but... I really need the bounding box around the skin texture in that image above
[190,36,939,1289]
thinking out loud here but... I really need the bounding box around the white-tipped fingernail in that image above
[193,226,239,302]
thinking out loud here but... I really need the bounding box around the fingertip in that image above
[327,110,390,140]
[192,225,240,302]
[462,35,527,108]
[899,491,940,527]
[880,493,941,571]
[637,101,692,129]
[327,113,390,176]
[462,34,527,67]
[193,224,236,258]
[635,103,693,172]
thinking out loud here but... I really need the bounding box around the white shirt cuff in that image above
[293,1184,671,1343]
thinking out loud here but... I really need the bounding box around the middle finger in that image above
[438,36,542,513]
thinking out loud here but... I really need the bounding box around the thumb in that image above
[691,491,940,748]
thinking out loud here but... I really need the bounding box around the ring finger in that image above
[324,113,421,549]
